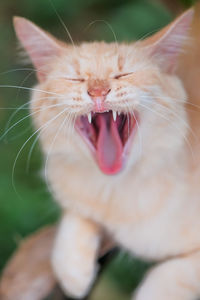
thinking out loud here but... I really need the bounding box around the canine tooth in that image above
[87,112,92,123]
[112,111,117,121]
[118,111,121,116]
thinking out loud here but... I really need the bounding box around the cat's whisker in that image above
[0,68,38,76]
[2,95,64,112]
[1,103,67,141]
[0,65,71,79]
[27,111,74,173]
[0,64,83,82]
[84,20,119,54]
[69,114,76,137]
[49,0,76,52]
[71,114,78,138]
[0,85,66,98]
[141,97,198,141]
[3,102,30,143]
[26,110,68,172]
[2,67,50,93]
[132,110,143,159]
[138,102,195,161]
[16,69,40,100]
[142,91,200,111]
[62,112,74,139]
[0,106,29,110]
[134,28,163,47]
[159,103,197,141]
[3,95,59,135]
[44,113,69,186]
[64,113,73,137]
[8,124,32,143]
[127,109,130,139]
[26,130,42,173]
[3,95,64,141]
[123,51,153,73]
[120,98,135,113]
[12,108,68,195]
[2,111,38,141]
[121,102,143,159]
[72,115,77,135]
[163,96,200,112]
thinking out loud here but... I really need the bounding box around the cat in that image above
[11,7,200,300]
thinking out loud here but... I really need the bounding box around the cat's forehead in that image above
[63,42,142,77]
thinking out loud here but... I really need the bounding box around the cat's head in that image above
[13,10,193,176]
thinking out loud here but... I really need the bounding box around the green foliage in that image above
[181,0,196,7]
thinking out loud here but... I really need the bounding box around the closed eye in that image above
[114,72,133,79]
[63,77,85,83]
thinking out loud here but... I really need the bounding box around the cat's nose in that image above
[87,80,111,111]
[87,81,111,101]
[88,87,111,99]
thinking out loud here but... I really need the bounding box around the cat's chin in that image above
[75,111,138,175]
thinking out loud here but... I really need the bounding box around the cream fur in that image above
[13,9,200,299]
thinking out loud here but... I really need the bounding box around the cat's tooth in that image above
[112,111,117,121]
[87,112,92,124]
[117,111,121,116]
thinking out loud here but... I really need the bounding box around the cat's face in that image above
[14,10,193,176]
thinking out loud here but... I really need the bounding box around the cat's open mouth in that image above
[75,111,137,175]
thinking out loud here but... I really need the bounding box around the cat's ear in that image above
[13,17,64,82]
[143,9,194,73]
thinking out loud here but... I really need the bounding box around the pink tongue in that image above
[96,115,123,175]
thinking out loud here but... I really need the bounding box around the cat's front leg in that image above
[133,250,200,300]
[51,212,101,298]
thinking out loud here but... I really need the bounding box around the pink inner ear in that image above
[14,17,62,82]
[145,9,194,73]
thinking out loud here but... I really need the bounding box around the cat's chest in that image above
[47,156,200,258]
[46,156,185,223]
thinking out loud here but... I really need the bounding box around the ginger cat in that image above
[11,7,200,299]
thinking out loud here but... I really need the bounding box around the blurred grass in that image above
[0,0,196,298]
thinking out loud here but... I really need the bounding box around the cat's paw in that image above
[60,266,98,298]
[132,257,200,300]
[52,251,98,298]
[51,213,101,298]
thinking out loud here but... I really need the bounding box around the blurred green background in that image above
[0,0,196,299]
